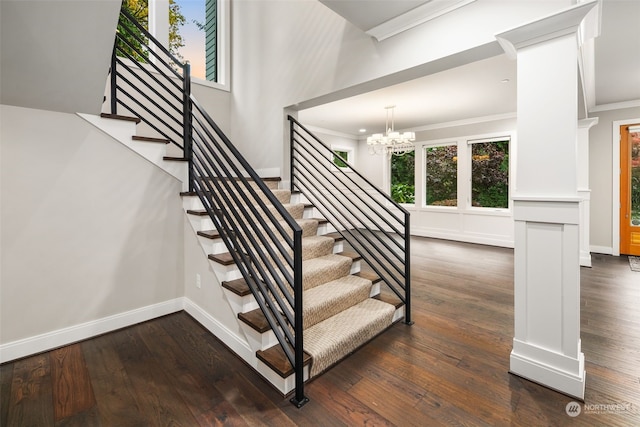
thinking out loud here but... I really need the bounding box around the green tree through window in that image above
[425,145,457,206]
[390,151,415,204]
[471,140,509,208]
[118,0,186,63]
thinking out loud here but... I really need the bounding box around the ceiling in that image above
[301,0,640,136]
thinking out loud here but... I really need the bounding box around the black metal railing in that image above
[288,116,412,324]
[107,7,308,407]
[109,7,191,153]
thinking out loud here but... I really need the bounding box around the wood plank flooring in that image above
[2,237,639,426]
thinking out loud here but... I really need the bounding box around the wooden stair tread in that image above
[337,251,362,262]
[323,231,345,242]
[208,252,235,265]
[238,309,270,333]
[353,271,381,284]
[180,191,197,197]
[221,278,251,296]
[100,113,141,123]
[163,156,188,162]
[197,229,220,240]
[256,346,312,378]
[373,293,404,309]
[133,135,169,143]
[186,209,208,216]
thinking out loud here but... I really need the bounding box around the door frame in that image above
[612,118,640,256]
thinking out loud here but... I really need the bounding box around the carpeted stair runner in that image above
[304,298,395,376]
[191,177,398,383]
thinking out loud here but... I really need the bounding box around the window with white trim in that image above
[469,138,510,209]
[424,144,458,207]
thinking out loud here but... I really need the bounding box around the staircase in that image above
[96,6,411,406]
[183,177,404,389]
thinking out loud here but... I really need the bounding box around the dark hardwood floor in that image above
[2,237,639,426]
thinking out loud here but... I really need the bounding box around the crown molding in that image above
[495,0,599,59]
[366,0,476,42]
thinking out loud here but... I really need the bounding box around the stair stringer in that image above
[181,193,307,394]
[77,113,188,190]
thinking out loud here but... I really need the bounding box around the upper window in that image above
[331,146,354,171]
[173,0,218,81]
[425,145,457,207]
[390,151,415,204]
[118,0,223,84]
[469,139,510,209]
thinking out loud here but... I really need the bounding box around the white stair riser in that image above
[240,324,279,352]
[255,359,310,395]
[199,237,228,255]
[224,290,259,314]
[349,260,361,275]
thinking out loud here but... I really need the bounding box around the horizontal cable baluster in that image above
[191,157,297,330]
[293,129,406,224]
[114,99,182,149]
[293,132,405,237]
[115,72,183,128]
[114,56,183,109]
[291,156,405,268]
[109,5,306,405]
[293,170,406,293]
[289,116,411,325]
[190,146,296,310]
[117,9,186,82]
[292,143,406,254]
[190,110,294,248]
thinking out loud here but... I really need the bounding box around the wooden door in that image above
[620,124,640,255]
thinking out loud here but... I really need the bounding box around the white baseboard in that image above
[182,299,254,364]
[510,342,586,400]
[0,298,184,363]
[590,245,614,255]
[411,227,514,248]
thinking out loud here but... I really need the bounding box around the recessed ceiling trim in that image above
[366,0,477,42]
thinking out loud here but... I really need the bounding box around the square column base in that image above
[510,339,586,400]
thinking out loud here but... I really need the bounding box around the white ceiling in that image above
[301,0,640,136]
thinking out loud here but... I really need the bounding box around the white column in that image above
[496,1,598,400]
[578,118,598,267]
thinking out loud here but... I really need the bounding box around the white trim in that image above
[304,125,361,140]
[590,99,640,113]
[182,299,254,363]
[612,118,640,256]
[411,112,516,133]
[0,298,184,363]
[411,226,514,248]
[590,245,613,255]
[366,0,476,42]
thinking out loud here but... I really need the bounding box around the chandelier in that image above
[367,105,415,155]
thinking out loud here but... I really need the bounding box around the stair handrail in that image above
[110,7,192,155]
[288,116,412,324]
[108,6,308,407]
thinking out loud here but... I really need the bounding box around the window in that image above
[425,145,457,206]
[390,151,415,204]
[333,150,349,168]
[118,0,224,84]
[470,139,509,208]
[331,146,353,171]
[174,0,218,81]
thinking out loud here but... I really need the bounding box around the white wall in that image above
[229,0,572,173]
[0,0,120,115]
[0,105,184,348]
[588,105,640,253]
